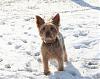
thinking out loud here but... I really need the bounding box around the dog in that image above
[36,13,67,75]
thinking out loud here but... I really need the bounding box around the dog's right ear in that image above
[36,16,45,29]
[52,13,60,26]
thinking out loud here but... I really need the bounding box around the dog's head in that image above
[36,14,60,43]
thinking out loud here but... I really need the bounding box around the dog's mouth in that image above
[43,37,57,43]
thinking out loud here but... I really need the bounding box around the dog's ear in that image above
[36,16,45,29]
[52,13,60,26]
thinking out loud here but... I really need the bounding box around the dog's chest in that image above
[42,32,64,55]
[46,40,60,53]
[44,34,63,53]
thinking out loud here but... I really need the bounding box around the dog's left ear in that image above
[36,15,45,29]
[52,13,60,26]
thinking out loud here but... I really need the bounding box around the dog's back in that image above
[57,32,66,53]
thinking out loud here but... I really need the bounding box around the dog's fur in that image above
[36,14,67,75]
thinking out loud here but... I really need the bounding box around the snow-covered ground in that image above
[0,0,100,79]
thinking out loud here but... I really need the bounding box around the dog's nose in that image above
[46,31,50,37]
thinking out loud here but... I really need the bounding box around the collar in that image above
[43,38,58,45]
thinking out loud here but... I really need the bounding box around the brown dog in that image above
[36,13,67,75]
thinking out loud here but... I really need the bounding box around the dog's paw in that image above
[44,71,50,75]
[58,67,64,71]
[64,58,68,62]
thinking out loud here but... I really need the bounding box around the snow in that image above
[0,0,100,79]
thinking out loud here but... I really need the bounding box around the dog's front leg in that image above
[57,56,64,71]
[41,47,50,75]
[64,51,68,62]
[42,55,50,75]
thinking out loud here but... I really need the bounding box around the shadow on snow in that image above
[49,62,91,79]
[71,0,100,11]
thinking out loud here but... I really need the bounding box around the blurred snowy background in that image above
[0,0,100,79]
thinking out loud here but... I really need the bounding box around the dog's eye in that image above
[51,27,55,31]
[42,27,45,31]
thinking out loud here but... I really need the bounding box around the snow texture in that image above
[0,0,100,79]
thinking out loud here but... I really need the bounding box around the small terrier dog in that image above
[36,13,67,75]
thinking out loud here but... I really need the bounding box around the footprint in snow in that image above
[73,39,97,49]
[73,30,88,37]
[24,32,31,36]
[21,39,27,43]
[63,27,74,30]
[26,51,33,56]
[25,67,33,72]
[0,58,3,62]
[25,62,37,72]
[8,41,12,45]
[24,17,34,21]
[28,27,32,30]
[24,32,28,34]
[0,35,3,38]
[0,21,5,25]
[5,64,11,68]
[15,45,22,49]
[82,60,99,69]
[34,52,40,56]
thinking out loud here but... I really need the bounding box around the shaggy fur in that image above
[36,13,67,75]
